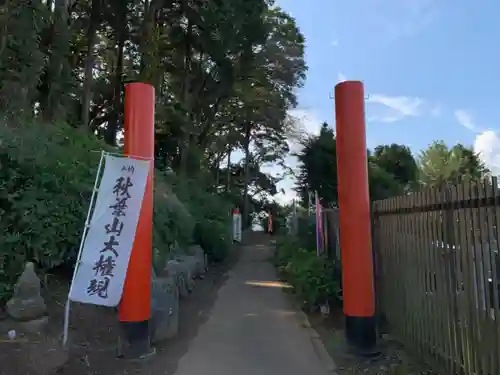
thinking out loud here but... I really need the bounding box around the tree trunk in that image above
[81,0,100,127]
[227,149,232,192]
[139,0,166,83]
[242,123,252,228]
[0,0,8,66]
[179,10,193,176]
[215,158,220,188]
[41,0,70,121]
[104,2,126,145]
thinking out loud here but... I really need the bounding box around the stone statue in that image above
[6,262,47,321]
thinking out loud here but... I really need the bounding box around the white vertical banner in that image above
[232,208,242,243]
[69,154,150,307]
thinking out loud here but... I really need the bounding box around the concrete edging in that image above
[297,311,338,374]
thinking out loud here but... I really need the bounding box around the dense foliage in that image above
[1,0,490,310]
[419,141,489,188]
[0,0,307,224]
[295,123,407,206]
[0,122,107,301]
[274,236,341,311]
[288,124,489,312]
[295,123,489,206]
[0,0,307,301]
[0,120,235,301]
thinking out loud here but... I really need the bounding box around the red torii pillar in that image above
[334,81,377,354]
[119,82,155,358]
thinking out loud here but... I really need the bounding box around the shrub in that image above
[296,214,317,250]
[0,121,109,302]
[193,220,230,262]
[275,237,341,310]
[152,181,195,271]
[0,119,233,303]
[167,173,232,262]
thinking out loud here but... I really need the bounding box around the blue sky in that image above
[269,0,500,202]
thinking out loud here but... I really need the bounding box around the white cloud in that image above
[474,130,500,175]
[337,72,347,83]
[454,109,477,131]
[367,115,402,123]
[331,40,339,47]
[368,94,423,123]
[369,94,423,116]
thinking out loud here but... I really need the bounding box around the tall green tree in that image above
[419,141,489,188]
[368,159,405,200]
[296,122,338,206]
[371,144,419,190]
[0,0,307,230]
[234,7,306,226]
[295,123,406,205]
[0,0,47,117]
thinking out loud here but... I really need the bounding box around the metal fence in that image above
[373,178,500,375]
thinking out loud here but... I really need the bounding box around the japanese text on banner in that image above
[69,155,150,306]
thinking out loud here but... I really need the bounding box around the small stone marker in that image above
[6,262,47,322]
[173,255,201,278]
[187,245,207,276]
[166,260,194,297]
[150,274,179,343]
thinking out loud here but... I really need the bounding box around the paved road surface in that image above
[173,240,332,375]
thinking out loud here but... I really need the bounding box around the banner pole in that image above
[63,150,106,347]
[315,191,321,257]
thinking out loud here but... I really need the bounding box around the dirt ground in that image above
[307,308,438,375]
[0,249,238,375]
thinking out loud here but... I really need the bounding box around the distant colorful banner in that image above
[315,190,323,257]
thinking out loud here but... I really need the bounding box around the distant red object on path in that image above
[267,213,273,235]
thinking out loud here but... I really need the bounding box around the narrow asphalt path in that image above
[173,238,333,375]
